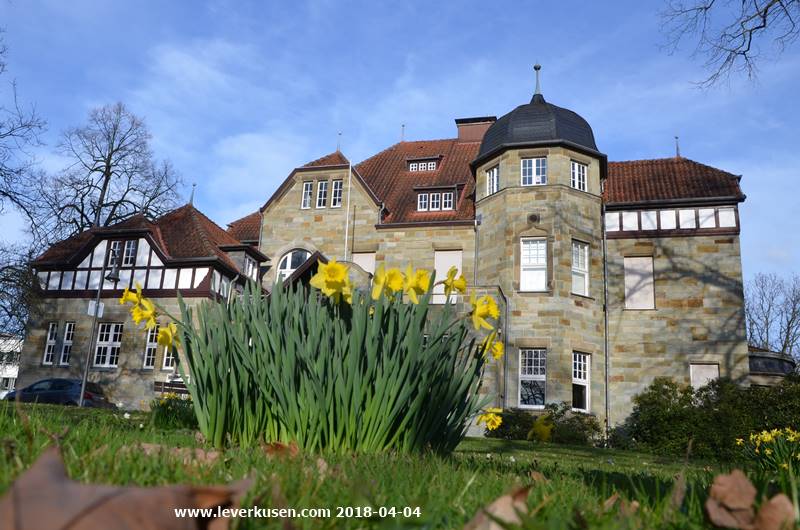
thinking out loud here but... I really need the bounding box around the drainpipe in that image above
[343,161,353,261]
[601,201,611,442]
[473,214,481,286]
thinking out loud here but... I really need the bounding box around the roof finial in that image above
[189,182,196,205]
[337,131,342,152]
[674,135,681,158]
[534,63,542,95]
[400,123,405,142]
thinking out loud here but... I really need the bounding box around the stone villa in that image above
[19,75,782,426]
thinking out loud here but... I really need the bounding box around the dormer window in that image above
[108,239,137,267]
[429,193,441,211]
[417,193,429,211]
[417,190,454,211]
[408,160,437,171]
[442,192,454,210]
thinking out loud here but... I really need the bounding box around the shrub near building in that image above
[618,376,800,461]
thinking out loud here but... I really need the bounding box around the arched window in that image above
[277,249,311,280]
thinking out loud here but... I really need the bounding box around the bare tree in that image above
[0,243,40,337]
[0,32,45,221]
[33,102,182,244]
[661,0,800,86]
[745,272,800,358]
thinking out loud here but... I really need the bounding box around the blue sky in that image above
[1,0,798,278]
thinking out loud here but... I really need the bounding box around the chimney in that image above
[455,116,496,142]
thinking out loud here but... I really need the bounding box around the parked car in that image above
[3,378,115,408]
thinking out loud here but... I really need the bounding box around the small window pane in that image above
[718,207,736,228]
[331,180,343,208]
[417,193,428,211]
[605,212,620,232]
[660,210,677,230]
[679,209,696,228]
[621,211,638,231]
[301,182,313,209]
[641,211,658,231]
[698,208,716,228]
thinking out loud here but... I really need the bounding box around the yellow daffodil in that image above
[157,322,179,348]
[404,265,431,304]
[480,332,504,360]
[309,258,353,304]
[440,266,467,297]
[765,448,773,456]
[476,407,503,431]
[119,283,142,307]
[385,268,405,294]
[735,438,744,446]
[490,340,504,360]
[131,297,157,329]
[470,291,500,330]
[371,264,386,300]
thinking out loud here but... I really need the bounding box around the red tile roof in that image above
[227,211,261,243]
[355,139,478,225]
[605,157,745,205]
[302,150,350,168]
[33,204,261,275]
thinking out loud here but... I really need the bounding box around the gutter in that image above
[601,200,611,443]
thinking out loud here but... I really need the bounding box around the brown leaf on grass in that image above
[705,469,756,529]
[528,470,547,484]
[753,494,795,530]
[0,446,252,530]
[262,441,300,458]
[602,493,640,516]
[463,486,530,530]
[137,442,221,466]
[316,457,329,479]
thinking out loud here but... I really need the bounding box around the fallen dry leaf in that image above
[602,493,620,513]
[602,492,639,516]
[262,441,300,458]
[137,442,221,466]
[528,470,547,484]
[705,469,757,529]
[0,446,252,530]
[753,494,795,530]
[463,486,530,530]
[316,457,329,479]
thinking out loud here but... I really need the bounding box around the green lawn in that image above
[0,403,723,529]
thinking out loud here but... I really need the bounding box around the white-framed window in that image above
[277,249,311,280]
[486,165,499,196]
[0,377,15,391]
[427,161,436,171]
[301,182,313,209]
[331,179,343,208]
[432,250,463,304]
[572,352,590,412]
[624,256,655,310]
[698,208,716,228]
[605,212,620,232]
[429,193,441,211]
[122,240,137,266]
[570,161,587,192]
[571,241,589,296]
[690,363,720,389]
[442,192,454,210]
[59,322,75,365]
[622,211,639,231]
[417,193,428,211]
[244,255,258,281]
[660,210,677,230]
[42,322,58,365]
[679,209,696,229]
[718,207,736,228]
[521,157,547,186]
[143,326,159,369]
[108,240,122,266]
[163,346,177,370]
[316,181,328,208]
[520,238,547,291]
[519,348,546,408]
[641,211,658,231]
[93,322,123,368]
[409,162,418,171]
